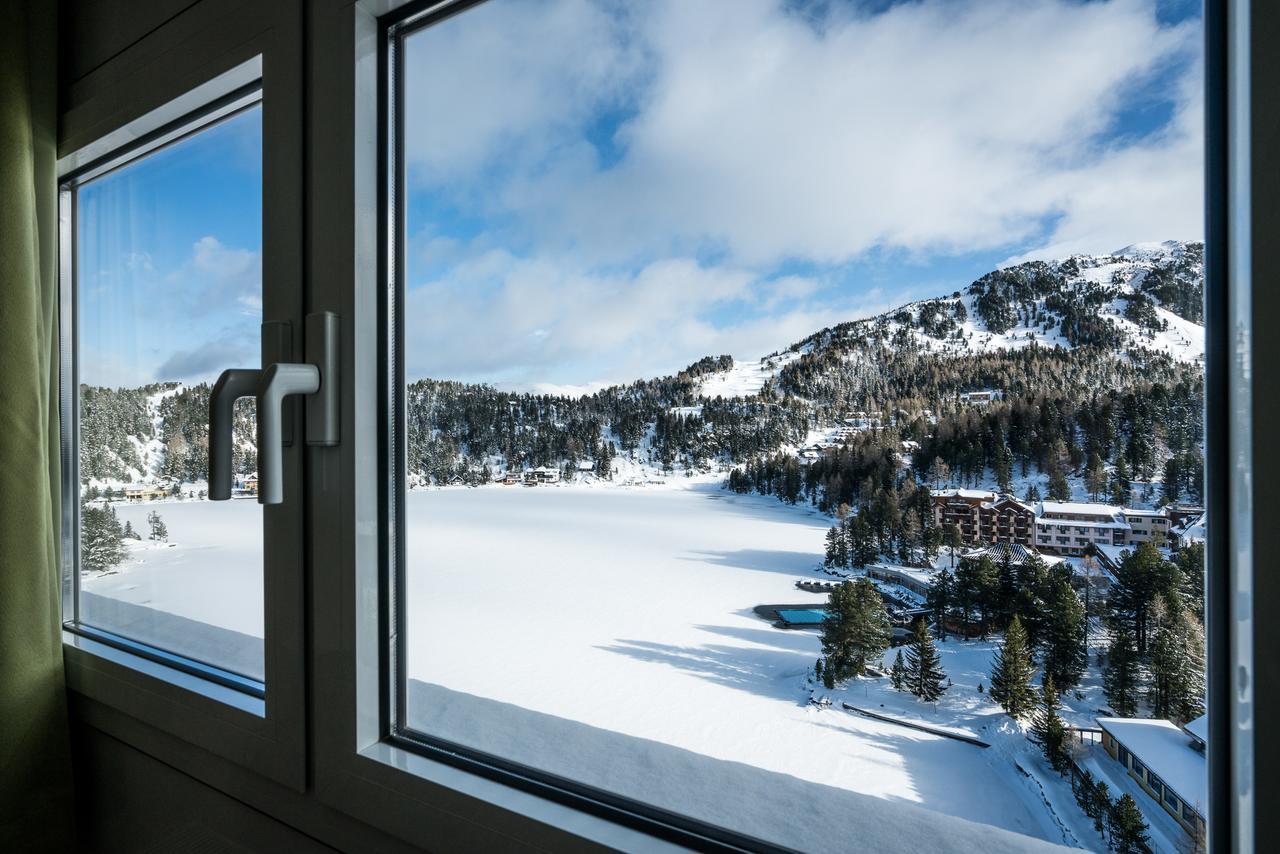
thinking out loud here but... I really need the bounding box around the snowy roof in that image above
[1120,507,1168,518]
[1037,516,1131,531]
[870,563,936,588]
[1038,500,1122,518]
[1183,714,1208,746]
[934,488,996,500]
[1097,718,1207,814]
[961,542,1063,567]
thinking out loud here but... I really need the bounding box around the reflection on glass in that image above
[398,1,1208,848]
[76,105,264,680]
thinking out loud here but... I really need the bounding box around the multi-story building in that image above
[1034,501,1129,555]
[1121,507,1171,545]
[931,490,1035,546]
[1032,501,1173,556]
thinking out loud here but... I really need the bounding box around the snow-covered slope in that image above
[695,241,1203,399]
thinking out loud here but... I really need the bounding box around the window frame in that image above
[56,0,309,792]
[53,0,1257,850]
[309,0,1231,851]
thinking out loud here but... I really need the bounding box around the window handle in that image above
[208,368,262,501]
[257,363,320,505]
[207,312,339,505]
[256,312,340,506]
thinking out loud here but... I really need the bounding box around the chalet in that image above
[1096,717,1207,839]
[522,466,560,485]
[957,389,1004,405]
[931,490,1035,547]
[123,484,167,501]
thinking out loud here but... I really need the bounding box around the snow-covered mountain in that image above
[80,241,1204,490]
[694,241,1203,400]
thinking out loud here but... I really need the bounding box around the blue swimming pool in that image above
[776,608,831,625]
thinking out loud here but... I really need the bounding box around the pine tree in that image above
[1047,465,1071,502]
[1148,600,1206,723]
[82,502,127,571]
[819,579,891,684]
[1041,573,1087,690]
[926,569,954,641]
[823,527,843,568]
[990,615,1036,718]
[1103,626,1141,717]
[945,524,962,567]
[147,510,168,542]
[1107,794,1151,854]
[1091,780,1112,839]
[848,515,876,568]
[1030,676,1070,775]
[890,650,906,691]
[122,519,140,540]
[905,619,946,702]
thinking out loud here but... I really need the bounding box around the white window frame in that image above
[57,2,308,790]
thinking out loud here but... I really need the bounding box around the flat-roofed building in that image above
[1097,717,1206,839]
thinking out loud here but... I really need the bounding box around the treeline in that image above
[80,382,257,484]
[731,345,1203,513]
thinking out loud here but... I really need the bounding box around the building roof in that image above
[960,542,1063,567]
[1183,714,1208,746]
[934,488,996,501]
[1097,717,1207,815]
[1120,507,1168,518]
[1038,516,1132,531]
[1038,500,1123,518]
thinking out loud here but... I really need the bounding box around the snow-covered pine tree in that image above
[890,650,906,691]
[990,615,1036,718]
[905,619,946,702]
[82,502,126,571]
[147,510,168,542]
[1147,599,1206,724]
[1106,794,1151,854]
[1030,675,1070,775]
[927,569,954,641]
[1041,572,1087,690]
[1103,626,1141,717]
[819,579,891,684]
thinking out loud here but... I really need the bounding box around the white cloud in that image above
[400,0,1204,384]
[409,0,1201,267]
[404,248,907,385]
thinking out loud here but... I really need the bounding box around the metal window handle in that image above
[207,312,340,506]
[257,363,320,505]
[208,369,262,501]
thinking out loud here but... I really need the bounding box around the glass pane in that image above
[397,1,1207,848]
[75,105,264,681]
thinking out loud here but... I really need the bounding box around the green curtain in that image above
[0,0,73,850]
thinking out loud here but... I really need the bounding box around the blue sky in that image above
[79,106,262,388]
[81,0,1203,392]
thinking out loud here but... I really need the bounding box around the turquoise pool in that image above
[776,608,830,625]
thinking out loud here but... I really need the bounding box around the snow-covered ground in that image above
[401,484,1076,847]
[78,483,1196,850]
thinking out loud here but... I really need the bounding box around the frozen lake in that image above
[81,484,1064,849]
